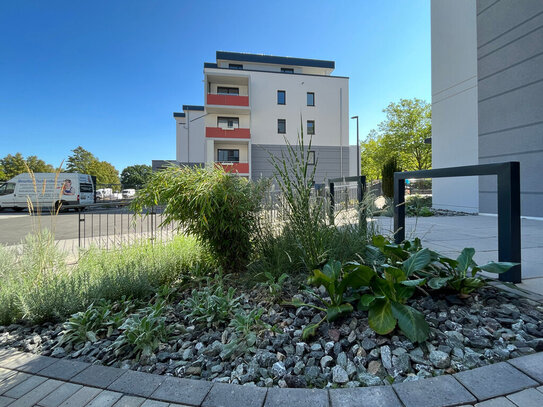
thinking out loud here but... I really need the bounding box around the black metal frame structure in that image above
[328,175,366,224]
[393,162,521,283]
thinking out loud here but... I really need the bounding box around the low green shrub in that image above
[0,232,213,325]
[183,283,241,327]
[132,166,264,272]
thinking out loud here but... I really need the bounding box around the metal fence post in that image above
[329,181,335,225]
[497,162,521,283]
[393,174,406,244]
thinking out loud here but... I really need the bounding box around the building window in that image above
[281,68,294,73]
[217,117,239,129]
[217,86,239,95]
[307,151,315,165]
[229,63,243,70]
[278,119,286,134]
[307,92,315,106]
[217,149,239,162]
[307,120,315,135]
[277,90,286,105]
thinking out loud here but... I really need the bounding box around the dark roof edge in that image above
[173,112,186,118]
[204,62,218,68]
[182,105,205,111]
[203,65,349,80]
[216,51,335,69]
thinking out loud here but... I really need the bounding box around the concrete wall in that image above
[176,110,206,164]
[431,0,480,213]
[251,144,351,183]
[477,0,543,217]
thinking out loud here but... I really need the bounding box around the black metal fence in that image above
[77,202,178,250]
[393,162,521,283]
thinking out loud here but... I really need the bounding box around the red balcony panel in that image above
[207,94,249,106]
[216,162,249,174]
[205,127,250,139]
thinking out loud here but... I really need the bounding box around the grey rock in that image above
[320,355,334,369]
[392,353,411,374]
[271,361,286,378]
[204,340,223,357]
[295,342,306,356]
[337,352,347,368]
[310,343,322,352]
[429,350,450,369]
[361,338,377,351]
[381,345,392,370]
[51,347,66,358]
[347,330,357,343]
[284,374,307,388]
[358,372,382,386]
[332,365,349,384]
[293,361,305,375]
[305,365,320,380]
[211,364,224,374]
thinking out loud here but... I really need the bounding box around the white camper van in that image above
[0,173,95,212]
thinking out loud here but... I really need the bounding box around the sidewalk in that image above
[1,348,543,407]
[373,215,543,295]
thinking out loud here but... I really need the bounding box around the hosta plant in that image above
[184,284,241,327]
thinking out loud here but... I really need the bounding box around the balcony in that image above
[206,127,250,139]
[207,94,249,107]
[216,162,249,174]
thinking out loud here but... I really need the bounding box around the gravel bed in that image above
[1,285,542,389]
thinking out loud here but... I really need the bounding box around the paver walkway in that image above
[373,215,543,295]
[1,349,543,406]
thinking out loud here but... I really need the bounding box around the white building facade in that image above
[155,51,355,183]
[431,0,543,218]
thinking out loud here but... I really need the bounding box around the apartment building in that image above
[431,0,543,217]
[154,51,356,183]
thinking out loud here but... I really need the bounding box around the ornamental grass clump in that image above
[132,165,263,272]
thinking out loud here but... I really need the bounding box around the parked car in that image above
[122,189,136,199]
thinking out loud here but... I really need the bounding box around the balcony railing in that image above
[207,94,249,107]
[216,162,249,174]
[206,127,250,139]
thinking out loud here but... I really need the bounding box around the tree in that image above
[0,153,55,180]
[121,164,152,189]
[361,98,431,180]
[87,160,120,186]
[66,146,97,174]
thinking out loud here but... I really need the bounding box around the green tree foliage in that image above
[0,153,55,180]
[360,98,431,181]
[66,146,119,185]
[66,146,97,174]
[381,157,401,198]
[87,160,120,186]
[121,164,152,189]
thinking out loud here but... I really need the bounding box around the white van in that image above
[0,173,95,212]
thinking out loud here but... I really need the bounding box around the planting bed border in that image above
[1,348,543,407]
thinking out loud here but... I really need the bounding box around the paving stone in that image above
[474,398,516,407]
[393,374,476,407]
[0,396,16,407]
[0,372,33,395]
[37,382,83,407]
[38,359,90,381]
[454,362,538,401]
[506,388,543,407]
[508,353,543,383]
[264,388,328,407]
[329,386,402,407]
[538,385,543,394]
[150,376,211,406]
[108,371,165,398]
[0,353,56,373]
[85,390,123,407]
[59,387,102,407]
[0,351,25,366]
[0,368,16,382]
[112,395,147,407]
[9,379,62,407]
[202,382,267,407]
[141,400,170,407]
[3,375,47,398]
[71,365,126,388]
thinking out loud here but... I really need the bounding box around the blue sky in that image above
[0,0,430,172]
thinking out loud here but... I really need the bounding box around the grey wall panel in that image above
[251,144,350,183]
[477,0,543,49]
[477,0,543,217]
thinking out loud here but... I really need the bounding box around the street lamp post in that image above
[350,116,360,178]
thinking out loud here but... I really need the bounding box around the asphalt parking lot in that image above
[0,205,164,245]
